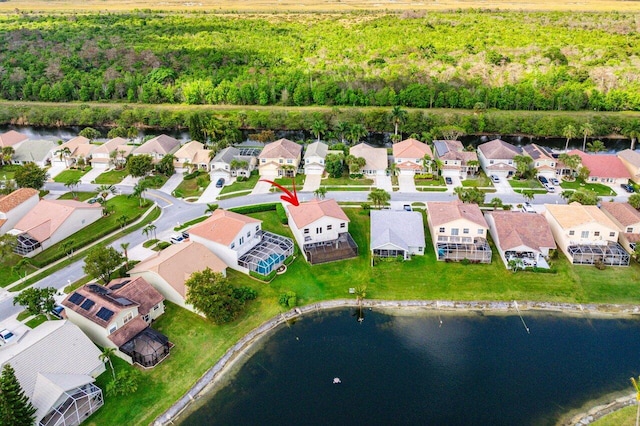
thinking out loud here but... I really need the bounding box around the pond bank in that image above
[153,299,640,426]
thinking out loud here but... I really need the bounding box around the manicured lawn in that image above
[173,172,210,198]
[0,253,38,288]
[95,169,128,184]
[321,174,374,186]
[415,177,445,186]
[25,314,48,328]
[274,173,305,187]
[140,174,169,189]
[57,191,96,201]
[462,174,491,187]
[509,178,543,189]
[53,168,91,184]
[560,179,616,196]
[0,164,21,181]
[591,405,635,426]
[220,173,260,195]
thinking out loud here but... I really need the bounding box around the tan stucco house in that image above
[433,140,479,180]
[599,201,640,254]
[392,138,433,175]
[258,138,302,178]
[349,143,388,176]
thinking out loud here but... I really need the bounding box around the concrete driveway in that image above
[397,174,417,193]
[197,177,235,203]
[302,174,322,192]
[80,167,105,184]
[159,172,184,195]
[251,178,274,195]
[375,175,393,192]
[493,177,515,195]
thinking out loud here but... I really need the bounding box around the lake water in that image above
[178,309,640,426]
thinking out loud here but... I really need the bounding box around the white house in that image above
[50,136,91,168]
[0,188,39,235]
[392,138,433,175]
[10,199,102,257]
[285,198,357,264]
[90,137,132,169]
[210,146,258,179]
[370,210,425,259]
[0,320,105,426]
[349,143,388,176]
[132,134,181,163]
[304,141,329,175]
[477,139,521,179]
[522,144,557,179]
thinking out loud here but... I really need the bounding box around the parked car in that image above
[170,234,185,244]
[51,305,65,319]
[550,177,560,186]
[403,205,412,212]
[538,175,549,184]
[87,196,104,204]
[621,183,635,193]
[181,230,190,239]
[544,183,555,193]
[0,329,15,344]
[490,175,500,183]
[522,202,536,213]
[215,178,225,188]
[445,177,453,185]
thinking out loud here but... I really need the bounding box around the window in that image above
[535,162,540,167]
[154,305,160,311]
[327,225,332,230]
[247,231,251,237]
[463,228,469,234]
[610,232,616,237]
[581,231,589,238]
[627,227,634,233]
[279,159,283,163]
[594,231,600,237]
[143,314,149,323]
[287,159,293,164]
[231,243,235,249]
[340,223,346,229]
[478,229,484,235]
[569,231,575,236]
[261,159,266,163]
[304,228,309,234]
[439,227,445,233]
[490,160,494,164]
[316,227,323,234]
[451,228,459,236]
[239,237,244,245]
[123,311,133,324]
[108,326,117,334]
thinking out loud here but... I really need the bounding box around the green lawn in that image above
[415,177,445,186]
[321,174,374,186]
[94,169,128,184]
[84,208,640,426]
[0,164,21,181]
[220,173,260,194]
[273,173,305,188]
[173,172,210,198]
[140,174,169,189]
[591,405,635,426]
[462,174,491,187]
[0,253,38,288]
[53,168,92,184]
[560,179,616,196]
[509,178,544,189]
[25,314,48,328]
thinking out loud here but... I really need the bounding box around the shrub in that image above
[249,269,277,282]
[236,176,247,182]
[233,286,258,303]
[230,203,277,215]
[184,171,200,180]
[460,258,471,265]
[275,203,288,224]
[361,203,371,210]
[415,173,434,180]
[157,241,171,250]
[594,259,606,270]
[349,173,364,179]
[279,291,297,308]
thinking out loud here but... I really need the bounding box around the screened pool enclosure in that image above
[238,231,294,275]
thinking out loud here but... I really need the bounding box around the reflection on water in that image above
[178,310,640,426]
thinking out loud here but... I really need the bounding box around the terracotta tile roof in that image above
[486,211,556,252]
[62,283,138,329]
[600,202,640,228]
[129,241,227,298]
[478,139,521,160]
[426,200,488,228]
[349,143,388,171]
[618,149,640,169]
[397,161,423,170]
[107,276,164,316]
[189,209,261,246]
[108,316,149,348]
[0,188,39,213]
[569,150,630,179]
[393,138,433,159]
[13,199,101,242]
[0,130,28,148]
[625,233,640,243]
[92,137,128,155]
[134,134,180,155]
[286,199,349,229]
[486,162,517,171]
[545,202,619,230]
[258,139,302,159]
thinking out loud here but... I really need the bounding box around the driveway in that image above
[302,174,322,192]
[446,175,462,193]
[46,164,66,181]
[159,172,184,195]
[251,178,274,195]
[80,167,105,184]
[493,177,515,195]
[197,177,235,204]
[120,175,140,186]
[397,174,417,193]
[375,175,393,192]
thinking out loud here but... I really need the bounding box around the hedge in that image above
[275,203,288,224]
[229,203,278,215]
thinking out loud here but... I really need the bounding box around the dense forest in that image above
[1,11,640,111]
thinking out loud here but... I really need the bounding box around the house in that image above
[477,139,521,178]
[544,203,629,266]
[210,146,258,179]
[0,130,29,149]
[522,144,557,179]
[569,150,630,184]
[12,139,57,167]
[392,138,433,175]
[432,140,478,180]
[349,143,388,176]
[304,141,329,175]
[600,201,640,254]
[426,200,491,263]
[62,278,170,367]
[189,209,294,276]
[173,141,211,171]
[0,320,105,426]
[132,134,181,163]
[370,210,425,259]
[617,149,640,184]
[50,136,91,168]
[9,199,102,257]
[128,241,227,313]
[285,198,357,264]
[485,211,556,269]
[0,188,39,235]
[90,137,132,169]
[257,138,302,178]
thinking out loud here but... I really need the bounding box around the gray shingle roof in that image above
[370,210,425,251]
[304,142,328,159]
[13,139,57,163]
[212,147,240,164]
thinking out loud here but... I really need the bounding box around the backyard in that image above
[0,164,21,181]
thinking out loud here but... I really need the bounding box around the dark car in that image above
[51,305,65,319]
[538,175,548,184]
[445,177,453,185]
[215,178,225,188]
[621,183,635,193]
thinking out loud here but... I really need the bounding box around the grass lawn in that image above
[560,179,616,196]
[462,174,491,187]
[57,191,96,201]
[415,177,445,186]
[53,168,92,184]
[417,187,448,192]
[509,178,544,189]
[220,173,260,194]
[25,314,48,328]
[274,173,305,187]
[94,169,128,185]
[140,174,169,189]
[0,164,21,181]
[321,174,374,186]
[173,172,210,198]
[0,252,38,288]
[591,405,635,426]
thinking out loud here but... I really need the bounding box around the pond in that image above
[177,309,640,426]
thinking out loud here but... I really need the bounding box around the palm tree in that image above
[348,123,367,146]
[12,258,31,280]
[345,155,366,175]
[64,178,81,198]
[389,106,408,137]
[521,190,535,203]
[513,155,533,179]
[353,285,366,322]
[368,188,390,209]
[623,119,640,151]
[421,154,433,173]
[97,184,117,200]
[56,147,72,167]
[334,121,350,144]
[147,224,157,240]
[61,240,74,258]
[100,347,117,381]
[580,122,594,152]
[562,124,577,152]
[313,187,327,199]
[130,182,146,207]
[466,159,480,176]
[117,215,129,229]
[1,146,14,166]
[142,226,151,241]
[120,242,130,269]
[558,153,581,180]
[489,197,503,209]
[204,203,218,215]
[586,140,606,153]
[310,119,327,143]
[631,376,640,426]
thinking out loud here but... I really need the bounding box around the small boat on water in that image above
[333,377,341,384]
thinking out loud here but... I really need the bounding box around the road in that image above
[0,181,630,321]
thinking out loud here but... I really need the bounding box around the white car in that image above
[522,202,536,213]
[550,177,560,186]
[0,329,15,344]
[490,175,500,183]
[170,234,185,244]
[544,183,555,193]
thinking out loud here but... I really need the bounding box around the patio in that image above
[238,231,294,275]
[304,232,358,265]
[120,328,171,368]
[568,242,630,266]
[436,238,492,263]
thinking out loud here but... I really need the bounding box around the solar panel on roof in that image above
[68,292,86,306]
[80,299,95,311]
[96,307,114,322]
[114,297,133,306]
[88,284,110,295]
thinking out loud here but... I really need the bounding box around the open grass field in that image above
[4,0,640,12]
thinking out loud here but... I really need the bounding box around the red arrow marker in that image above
[260,178,300,206]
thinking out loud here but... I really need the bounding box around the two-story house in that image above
[544,202,629,266]
[62,279,170,367]
[0,188,39,235]
[189,209,294,276]
[477,139,521,179]
[392,138,433,175]
[433,140,478,180]
[521,144,557,179]
[285,198,357,264]
[90,137,132,169]
[210,146,258,179]
[173,141,211,171]
[257,138,302,178]
[599,201,640,255]
[426,200,491,263]
[349,143,388,176]
[132,134,181,164]
[304,141,329,175]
